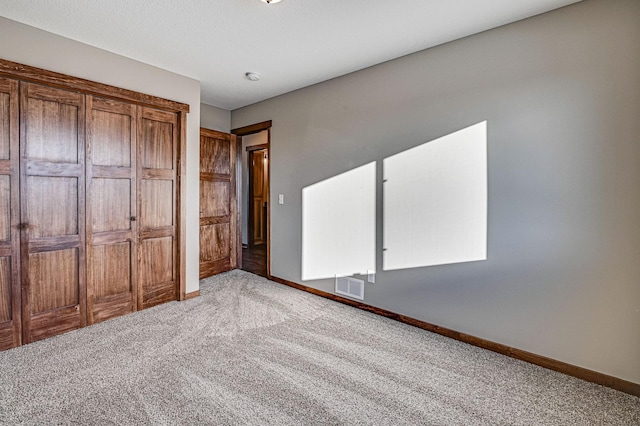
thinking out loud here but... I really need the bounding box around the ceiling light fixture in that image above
[245,72,261,82]
[260,0,282,3]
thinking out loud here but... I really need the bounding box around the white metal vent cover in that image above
[335,276,364,301]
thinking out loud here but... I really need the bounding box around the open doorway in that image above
[231,121,272,278]
[247,146,268,247]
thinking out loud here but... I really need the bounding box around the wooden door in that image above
[249,149,267,246]
[199,128,237,279]
[0,77,21,350]
[86,97,137,324]
[20,82,86,343]
[138,107,178,309]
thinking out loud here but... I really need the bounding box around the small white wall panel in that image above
[383,121,487,271]
[302,162,376,281]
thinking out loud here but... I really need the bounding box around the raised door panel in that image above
[141,119,173,169]
[138,108,178,309]
[91,108,132,167]
[140,237,175,307]
[199,129,237,279]
[251,151,264,198]
[20,82,86,343]
[29,249,79,314]
[26,176,79,238]
[249,150,266,246]
[91,243,132,298]
[86,96,137,324]
[140,180,174,229]
[199,224,230,262]
[252,198,265,245]
[91,178,131,233]
[90,242,134,323]
[0,78,20,350]
[200,137,230,175]
[200,180,229,218]
[24,88,79,164]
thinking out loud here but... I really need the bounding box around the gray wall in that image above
[0,17,203,294]
[232,0,640,384]
[200,103,231,133]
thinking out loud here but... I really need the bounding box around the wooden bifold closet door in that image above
[86,96,138,324]
[138,107,179,308]
[20,82,87,343]
[0,77,21,350]
[0,58,187,349]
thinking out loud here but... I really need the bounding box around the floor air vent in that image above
[335,276,364,301]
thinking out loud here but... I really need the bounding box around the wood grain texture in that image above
[200,134,230,175]
[199,259,232,279]
[200,180,229,218]
[91,293,134,324]
[0,257,10,322]
[138,106,178,310]
[199,129,237,279]
[0,92,9,160]
[28,235,80,253]
[235,137,242,270]
[184,290,200,300]
[0,175,9,241]
[86,96,138,324]
[28,249,79,314]
[20,82,87,344]
[138,228,173,240]
[140,180,173,228]
[140,237,174,287]
[91,243,132,298]
[29,305,82,342]
[270,275,640,398]
[90,108,132,167]
[0,58,189,113]
[266,129,271,278]
[0,62,187,349]
[0,322,14,350]
[231,120,272,136]
[90,178,131,233]
[177,111,187,301]
[141,168,173,180]
[251,199,266,245]
[23,84,82,164]
[248,149,267,247]
[199,224,230,263]
[141,280,176,308]
[251,151,264,198]
[140,118,173,170]
[0,77,20,350]
[25,100,78,163]
[88,244,135,324]
[245,143,269,152]
[26,176,79,237]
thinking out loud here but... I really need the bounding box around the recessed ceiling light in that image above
[260,0,282,3]
[245,72,261,82]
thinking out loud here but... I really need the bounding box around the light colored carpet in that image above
[0,270,638,425]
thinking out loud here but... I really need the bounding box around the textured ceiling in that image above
[0,0,582,110]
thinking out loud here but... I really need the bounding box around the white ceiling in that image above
[0,0,582,110]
